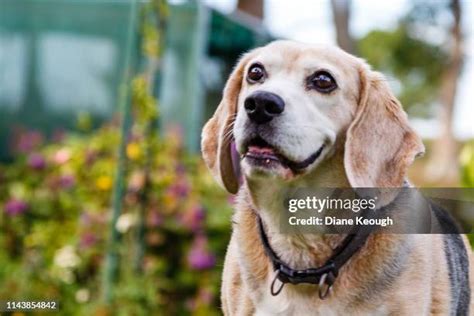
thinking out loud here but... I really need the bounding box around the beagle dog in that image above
[201,40,473,315]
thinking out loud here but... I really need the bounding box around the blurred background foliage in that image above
[0,1,232,314]
[358,25,446,117]
[0,121,232,315]
[461,142,474,187]
[0,0,472,315]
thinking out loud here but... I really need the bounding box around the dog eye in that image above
[308,71,337,93]
[247,63,266,83]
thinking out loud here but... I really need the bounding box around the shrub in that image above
[0,122,232,315]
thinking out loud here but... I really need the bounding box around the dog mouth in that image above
[242,137,325,172]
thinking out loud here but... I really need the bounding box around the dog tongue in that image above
[248,145,275,155]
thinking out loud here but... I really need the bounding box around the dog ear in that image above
[201,54,252,194]
[344,66,425,188]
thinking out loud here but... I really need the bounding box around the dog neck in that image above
[243,150,350,269]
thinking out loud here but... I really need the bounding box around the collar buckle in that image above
[270,270,285,296]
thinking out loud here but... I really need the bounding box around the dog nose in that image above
[244,91,285,124]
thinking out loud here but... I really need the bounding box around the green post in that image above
[102,0,139,304]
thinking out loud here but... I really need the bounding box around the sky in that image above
[203,0,474,139]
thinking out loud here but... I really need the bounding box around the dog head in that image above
[201,40,424,194]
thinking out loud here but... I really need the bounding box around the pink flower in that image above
[27,152,46,170]
[59,174,75,189]
[4,198,28,216]
[53,148,71,165]
[181,205,205,232]
[14,130,43,153]
[197,288,214,305]
[147,210,163,227]
[186,287,214,312]
[80,232,97,248]
[175,163,186,175]
[80,211,106,226]
[48,174,76,190]
[80,212,92,225]
[187,235,215,270]
[85,149,98,166]
[167,180,190,198]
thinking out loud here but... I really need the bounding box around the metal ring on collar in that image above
[318,273,333,300]
[270,270,285,296]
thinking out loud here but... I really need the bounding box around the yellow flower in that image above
[157,173,175,186]
[162,194,177,213]
[96,175,113,191]
[126,142,141,160]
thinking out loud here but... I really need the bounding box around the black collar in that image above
[256,190,401,299]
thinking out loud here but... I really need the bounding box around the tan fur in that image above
[345,69,425,188]
[201,53,253,193]
[201,41,473,315]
